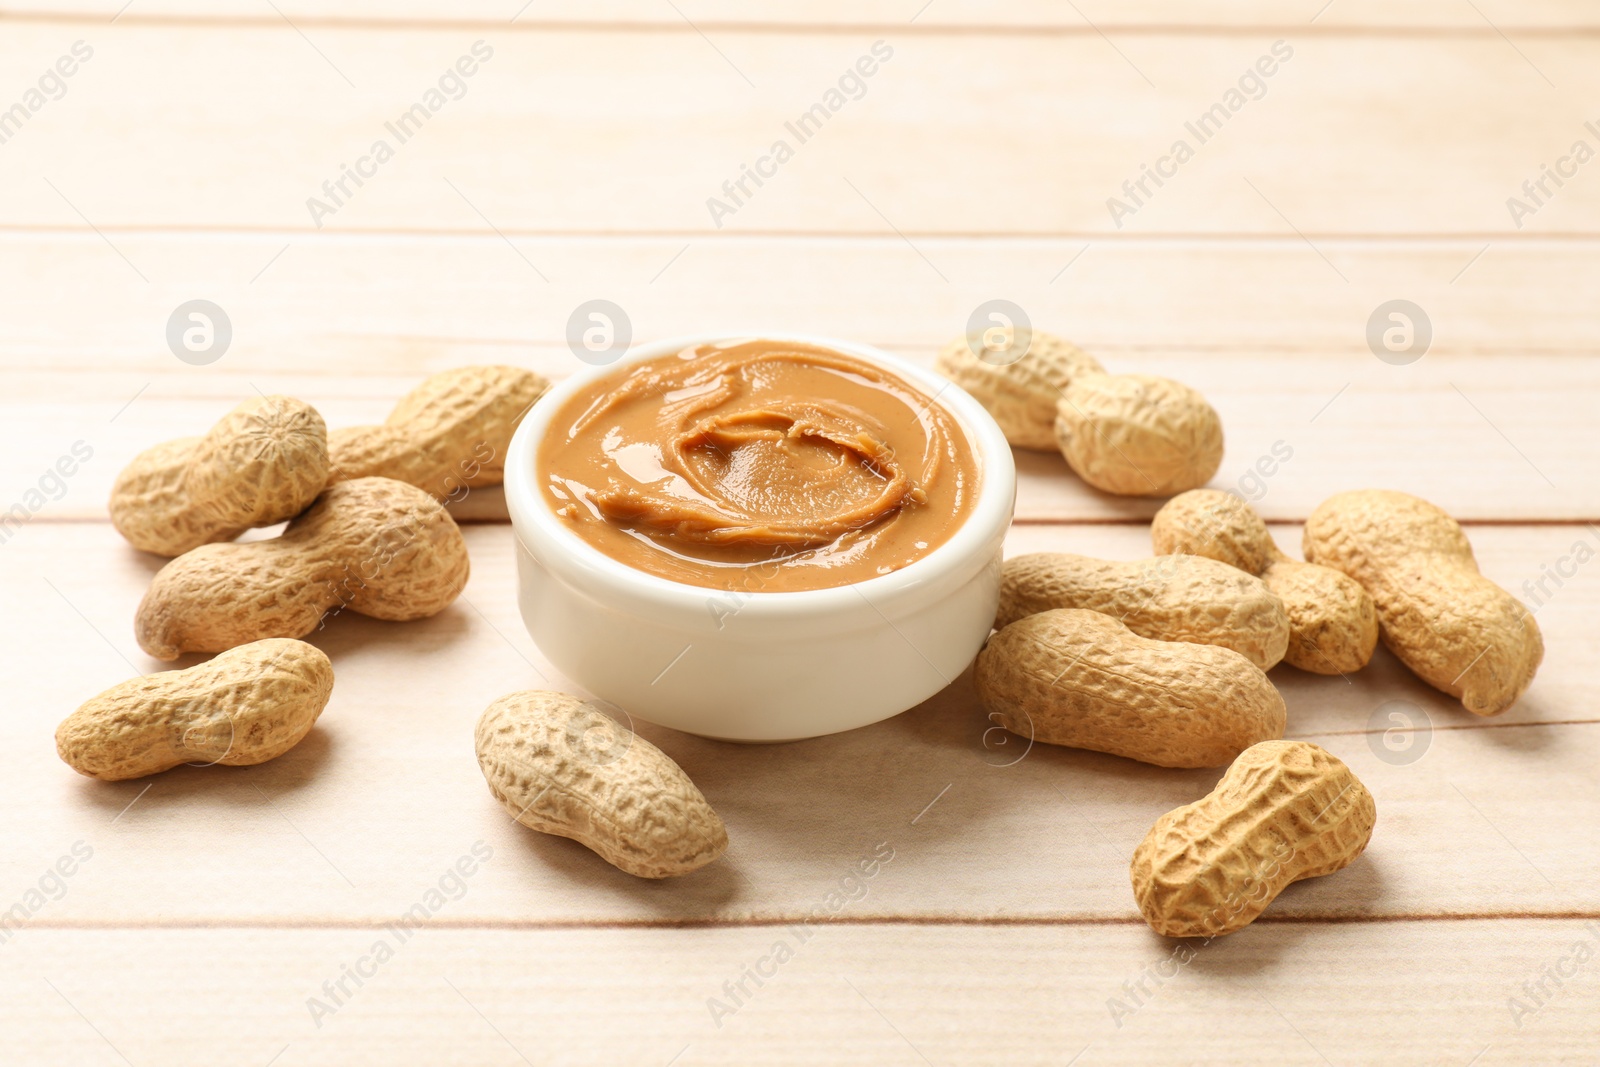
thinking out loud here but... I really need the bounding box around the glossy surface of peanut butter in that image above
[538,339,979,591]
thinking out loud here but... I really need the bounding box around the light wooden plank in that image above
[0,10,1584,1060]
[6,236,1598,358]
[1,922,1595,1065]
[2,522,1591,929]
[10,349,1597,523]
[8,0,1600,30]
[3,234,1597,521]
[0,25,1595,235]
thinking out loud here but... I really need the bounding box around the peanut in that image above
[328,365,549,500]
[934,328,1106,450]
[109,395,330,557]
[1303,489,1542,715]
[975,609,1286,768]
[1130,740,1376,937]
[1152,489,1378,675]
[934,331,1224,497]
[56,639,333,781]
[135,477,469,660]
[474,690,728,879]
[997,552,1289,670]
[1054,374,1223,497]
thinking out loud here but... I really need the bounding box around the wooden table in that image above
[4,3,1597,1063]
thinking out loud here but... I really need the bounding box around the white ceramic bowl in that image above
[504,333,1016,742]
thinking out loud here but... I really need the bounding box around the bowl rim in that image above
[503,332,1016,621]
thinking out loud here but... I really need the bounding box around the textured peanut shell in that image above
[1149,488,1279,575]
[975,609,1286,768]
[136,477,469,660]
[1152,489,1378,675]
[1054,374,1224,496]
[329,365,549,498]
[109,396,330,556]
[475,690,728,879]
[1130,740,1376,938]
[933,329,1106,450]
[996,552,1289,670]
[56,639,333,781]
[1303,490,1542,715]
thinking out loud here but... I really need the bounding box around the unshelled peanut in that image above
[1152,489,1378,675]
[975,609,1286,768]
[1303,490,1542,715]
[475,690,728,879]
[56,639,333,781]
[1054,374,1223,497]
[136,477,469,660]
[1130,740,1376,937]
[329,365,549,500]
[934,328,1106,450]
[109,395,330,556]
[996,552,1289,670]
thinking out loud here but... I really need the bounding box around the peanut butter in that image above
[538,339,980,591]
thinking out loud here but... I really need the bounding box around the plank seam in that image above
[10,345,1599,356]
[1288,718,1599,738]
[21,516,1600,527]
[7,12,1600,36]
[8,226,1600,242]
[5,912,1596,932]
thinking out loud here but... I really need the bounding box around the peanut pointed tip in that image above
[134,613,181,662]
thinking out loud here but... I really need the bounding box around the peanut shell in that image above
[136,477,469,660]
[56,639,333,781]
[933,328,1106,450]
[109,395,330,557]
[1054,374,1223,496]
[329,365,549,499]
[1152,489,1378,675]
[996,551,1289,671]
[1130,740,1376,937]
[975,609,1286,768]
[474,690,728,879]
[1302,489,1542,715]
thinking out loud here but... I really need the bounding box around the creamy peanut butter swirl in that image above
[538,339,979,591]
